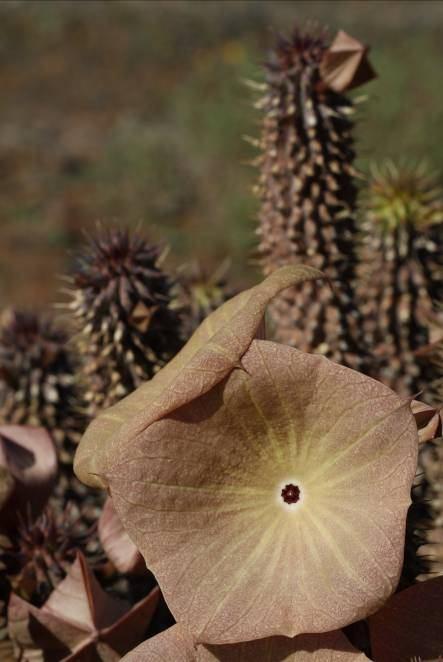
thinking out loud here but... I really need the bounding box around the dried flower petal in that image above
[369,576,443,661]
[8,552,160,660]
[99,497,146,575]
[410,400,442,443]
[0,425,57,530]
[320,31,376,93]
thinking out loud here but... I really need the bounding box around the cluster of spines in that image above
[0,504,99,606]
[67,228,183,414]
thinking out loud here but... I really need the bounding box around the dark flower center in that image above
[281,483,300,505]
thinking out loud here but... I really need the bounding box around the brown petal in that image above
[369,576,443,661]
[99,497,146,575]
[43,552,128,632]
[0,461,14,513]
[64,641,119,661]
[8,593,82,658]
[122,624,196,661]
[101,586,160,655]
[410,400,442,444]
[0,425,57,530]
[8,553,126,657]
[122,624,368,661]
[107,340,417,643]
[320,30,376,93]
[74,266,324,489]
[8,556,158,660]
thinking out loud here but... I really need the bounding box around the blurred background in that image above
[1,0,442,309]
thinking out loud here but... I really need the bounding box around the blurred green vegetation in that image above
[0,0,442,307]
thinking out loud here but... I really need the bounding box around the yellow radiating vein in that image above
[243,380,286,466]
[304,507,374,603]
[306,400,409,486]
[256,342,299,465]
[109,488,260,515]
[315,502,395,597]
[292,513,336,625]
[133,480,268,498]
[199,513,281,639]
[222,377,273,466]
[314,419,414,492]
[182,510,273,625]
[324,500,401,562]
[217,513,289,639]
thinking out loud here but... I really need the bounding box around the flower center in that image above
[281,483,300,505]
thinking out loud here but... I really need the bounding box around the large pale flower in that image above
[74,267,418,645]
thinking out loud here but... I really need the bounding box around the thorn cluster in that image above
[67,228,183,414]
[0,504,100,606]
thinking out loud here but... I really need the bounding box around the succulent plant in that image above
[359,160,443,395]
[252,27,375,370]
[400,402,443,586]
[66,227,183,416]
[417,434,443,580]
[0,310,82,464]
[174,260,236,338]
[0,502,101,662]
[365,161,443,234]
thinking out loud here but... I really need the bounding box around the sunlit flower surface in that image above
[122,623,368,661]
[75,267,418,645]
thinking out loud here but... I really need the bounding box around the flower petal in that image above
[410,400,442,443]
[101,586,160,655]
[8,558,160,659]
[0,425,57,529]
[368,576,443,661]
[74,265,324,489]
[106,340,417,643]
[98,496,147,575]
[122,624,368,661]
[320,31,376,93]
[122,624,195,661]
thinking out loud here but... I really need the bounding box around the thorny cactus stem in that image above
[0,310,82,463]
[359,161,443,396]
[252,27,375,371]
[66,227,183,416]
